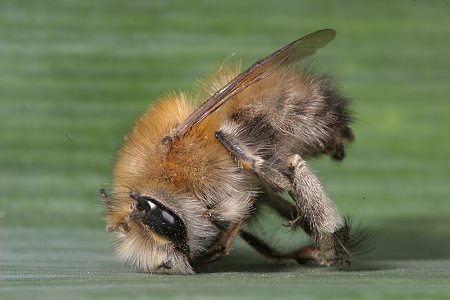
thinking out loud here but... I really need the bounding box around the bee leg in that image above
[240,230,325,264]
[239,230,284,262]
[241,228,350,268]
[248,180,363,268]
[215,130,291,191]
[263,193,298,222]
[286,154,348,266]
[243,195,343,266]
[216,130,347,266]
[200,221,242,263]
[221,221,242,256]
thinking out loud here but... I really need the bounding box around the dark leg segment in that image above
[263,193,299,223]
[216,130,291,191]
[240,230,326,265]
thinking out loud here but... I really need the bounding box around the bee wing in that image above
[172,29,336,139]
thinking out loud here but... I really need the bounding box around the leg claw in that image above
[282,216,301,228]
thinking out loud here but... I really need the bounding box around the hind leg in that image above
[250,192,353,267]
[216,130,348,266]
[286,154,349,266]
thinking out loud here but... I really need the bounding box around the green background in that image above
[1,0,449,299]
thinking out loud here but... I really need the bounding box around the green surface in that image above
[1,0,449,299]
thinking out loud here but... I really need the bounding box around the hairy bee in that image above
[101,29,370,274]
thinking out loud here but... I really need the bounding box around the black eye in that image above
[133,196,188,254]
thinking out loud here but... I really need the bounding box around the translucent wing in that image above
[171,29,336,139]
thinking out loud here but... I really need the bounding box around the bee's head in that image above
[104,188,218,274]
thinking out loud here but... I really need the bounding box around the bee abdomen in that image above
[315,75,354,161]
[223,68,354,162]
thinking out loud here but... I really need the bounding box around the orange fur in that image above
[107,88,257,273]
[113,92,245,199]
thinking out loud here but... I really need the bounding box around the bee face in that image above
[106,191,193,274]
[105,187,221,274]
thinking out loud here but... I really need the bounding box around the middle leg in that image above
[240,230,329,265]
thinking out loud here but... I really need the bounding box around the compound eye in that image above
[132,195,188,254]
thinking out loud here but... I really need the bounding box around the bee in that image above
[101,29,370,274]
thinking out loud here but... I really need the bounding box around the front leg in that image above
[200,221,242,263]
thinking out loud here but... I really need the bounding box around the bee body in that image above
[103,30,369,274]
